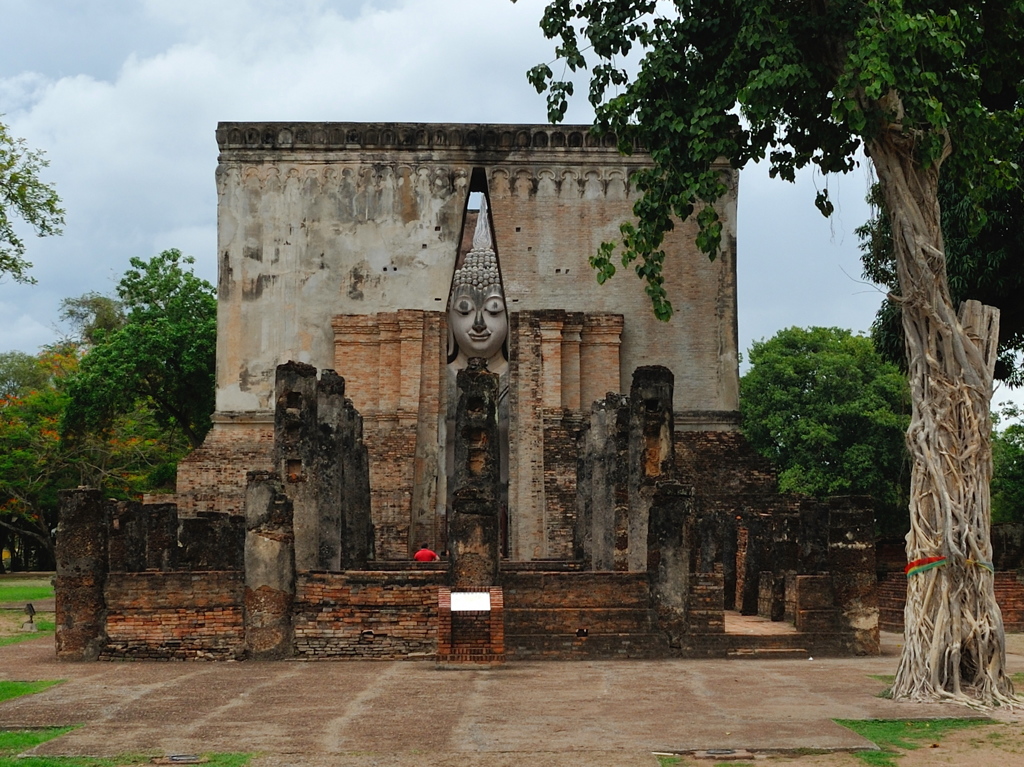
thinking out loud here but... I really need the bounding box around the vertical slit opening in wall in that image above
[445,167,511,560]
[447,168,507,359]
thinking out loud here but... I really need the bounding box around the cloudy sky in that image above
[1,0,885,369]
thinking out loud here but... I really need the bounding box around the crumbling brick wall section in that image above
[508,310,622,561]
[102,572,244,660]
[173,415,274,516]
[501,570,667,658]
[294,571,444,658]
[55,489,247,661]
[878,522,1024,634]
[879,570,1024,633]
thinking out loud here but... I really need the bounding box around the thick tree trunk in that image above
[869,130,1015,706]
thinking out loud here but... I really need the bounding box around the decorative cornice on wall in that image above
[216,122,638,153]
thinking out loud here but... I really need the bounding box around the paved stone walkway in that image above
[1,632,1021,767]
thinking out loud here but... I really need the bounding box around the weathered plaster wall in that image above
[213,123,739,418]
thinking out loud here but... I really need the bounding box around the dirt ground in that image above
[0,627,1022,767]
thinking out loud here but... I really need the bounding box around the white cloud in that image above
[0,0,883,357]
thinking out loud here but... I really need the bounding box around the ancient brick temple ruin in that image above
[55,123,878,662]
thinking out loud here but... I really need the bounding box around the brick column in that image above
[55,488,108,661]
[538,319,564,409]
[332,315,381,414]
[449,359,501,589]
[397,309,425,421]
[244,471,296,659]
[377,314,401,414]
[560,316,583,410]
[580,314,623,408]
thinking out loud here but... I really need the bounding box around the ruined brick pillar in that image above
[579,314,623,408]
[244,471,296,659]
[274,361,320,572]
[319,370,374,570]
[272,361,373,571]
[647,481,695,645]
[449,358,501,588]
[315,370,346,570]
[55,488,108,661]
[627,365,676,572]
[827,497,879,654]
[575,393,629,570]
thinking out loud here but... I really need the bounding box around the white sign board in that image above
[450,592,491,611]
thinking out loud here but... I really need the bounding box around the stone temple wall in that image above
[210,122,738,417]
[177,123,741,554]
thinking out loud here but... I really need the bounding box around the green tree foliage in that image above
[741,327,911,535]
[0,351,51,398]
[63,250,216,448]
[861,145,1024,385]
[0,345,188,570]
[522,2,1022,314]
[523,0,1024,705]
[59,291,125,346]
[0,119,64,283]
[992,409,1024,523]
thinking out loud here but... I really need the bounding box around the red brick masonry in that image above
[878,571,1024,632]
[102,571,245,660]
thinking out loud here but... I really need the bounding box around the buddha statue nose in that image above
[473,311,487,332]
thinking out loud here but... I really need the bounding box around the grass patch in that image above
[0,633,51,649]
[0,612,55,648]
[0,681,63,703]
[0,584,54,604]
[0,725,253,767]
[835,718,994,767]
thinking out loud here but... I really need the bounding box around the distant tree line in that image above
[0,250,215,571]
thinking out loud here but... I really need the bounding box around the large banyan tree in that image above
[519,0,1024,706]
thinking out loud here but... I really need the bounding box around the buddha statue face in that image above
[449,284,507,363]
[447,197,508,372]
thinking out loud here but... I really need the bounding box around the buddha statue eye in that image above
[455,298,474,315]
[484,297,505,315]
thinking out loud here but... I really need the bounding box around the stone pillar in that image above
[627,366,675,572]
[274,360,319,572]
[338,381,374,570]
[647,481,694,645]
[411,311,444,554]
[315,370,346,571]
[576,393,629,570]
[828,497,879,655]
[449,358,501,589]
[244,471,295,659]
[55,488,108,661]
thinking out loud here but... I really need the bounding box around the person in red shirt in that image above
[413,543,440,561]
